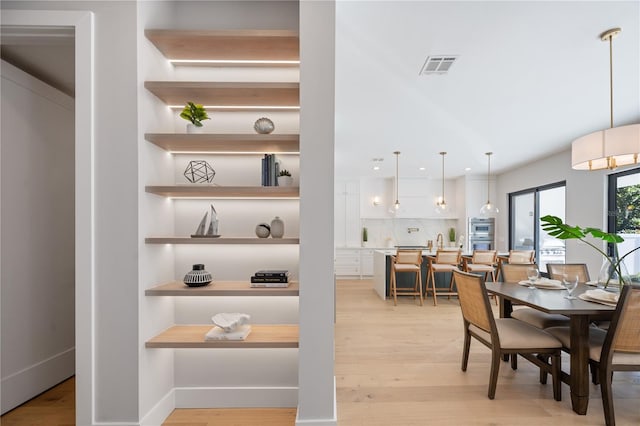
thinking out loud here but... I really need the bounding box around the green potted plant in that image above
[362,227,368,247]
[448,227,456,247]
[540,215,640,287]
[180,102,210,133]
[277,169,293,187]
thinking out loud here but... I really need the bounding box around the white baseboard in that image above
[1,347,75,414]
[174,386,298,408]
[295,376,337,426]
[140,388,175,426]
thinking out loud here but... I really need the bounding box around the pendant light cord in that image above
[394,151,400,206]
[486,152,492,204]
[440,152,446,205]
[609,33,614,128]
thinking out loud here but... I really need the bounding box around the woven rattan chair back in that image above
[508,250,535,264]
[454,270,493,333]
[472,250,497,265]
[501,263,539,282]
[547,263,590,283]
[435,249,461,265]
[395,249,423,266]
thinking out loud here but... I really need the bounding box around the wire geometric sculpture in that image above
[184,160,215,183]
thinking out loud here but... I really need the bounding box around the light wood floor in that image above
[3,279,639,425]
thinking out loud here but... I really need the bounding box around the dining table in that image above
[484,281,616,415]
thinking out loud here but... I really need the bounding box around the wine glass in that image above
[563,273,580,299]
[526,267,539,289]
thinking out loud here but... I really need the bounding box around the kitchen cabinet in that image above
[335,180,360,247]
[334,248,375,278]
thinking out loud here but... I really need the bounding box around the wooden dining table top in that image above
[484,281,616,315]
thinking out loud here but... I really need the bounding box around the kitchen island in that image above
[373,249,455,300]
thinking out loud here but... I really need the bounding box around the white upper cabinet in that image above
[360,177,458,218]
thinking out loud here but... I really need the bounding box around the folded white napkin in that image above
[205,324,251,341]
[211,313,250,333]
[585,289,619,303]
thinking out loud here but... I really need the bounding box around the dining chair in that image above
[496,250,535,281]
[546,263,590,282]
[425,249,461,306]
[546,284,640,426]
[389,249,424,306]
[501,263,570,329]
[452,270,562,401]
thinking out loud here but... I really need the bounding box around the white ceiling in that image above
[335,0,640,179]
[0,25,75,97]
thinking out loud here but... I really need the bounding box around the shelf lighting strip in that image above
[167,196,300,200]
[169,59,300,66]
[169,105,300,110]
[168,151,300,155]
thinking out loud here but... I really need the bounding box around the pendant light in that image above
[572,27,640,170]
[393,151,401,210]
[435,151,450,213]
[480,152,499,215]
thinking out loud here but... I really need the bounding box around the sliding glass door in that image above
[509,182,566,273]
[608,168,640,278]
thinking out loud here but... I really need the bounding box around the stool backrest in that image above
[472,250,497,265]
[395,249,423,266]
[508,250,535,264]
[435,249,461,265]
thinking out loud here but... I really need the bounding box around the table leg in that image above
[569,315,590,415]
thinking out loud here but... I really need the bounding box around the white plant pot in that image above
[278,176,293,187]
[186,123,204,134]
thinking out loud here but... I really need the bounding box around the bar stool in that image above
[464,250,497,281]
[425,250,461,306]
[390,249,424,306]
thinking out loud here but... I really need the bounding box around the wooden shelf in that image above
[146,281,299,296]
[145,133,300,153]
[145,185,299,198]
[145,30,299,64]
[144,81,299,108]
[145,237,300,245]
[146,324,299,348]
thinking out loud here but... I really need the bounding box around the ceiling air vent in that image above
[419,56,458,75]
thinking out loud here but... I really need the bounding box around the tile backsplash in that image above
[361,218,460,248]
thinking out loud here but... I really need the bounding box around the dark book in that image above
[255,270,289,277]
[251,276,289,283]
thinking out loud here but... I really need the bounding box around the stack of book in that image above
[261,154,280,186]
[250,270,290,287]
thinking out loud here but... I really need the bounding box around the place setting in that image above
[517,267,566,290]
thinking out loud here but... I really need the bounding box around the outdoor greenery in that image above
[615,184,640,233]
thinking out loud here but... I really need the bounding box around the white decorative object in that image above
[193,212,208,236]
[211,312,251,333]
[186,123,204,134]
[205,324,252,341]
[270,216,284,238]
[278,176,293,187]
[255,223,270,238]
[254,117,275,134]
[206,204,218,236]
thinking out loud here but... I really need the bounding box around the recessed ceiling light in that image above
[419,167,426,171]
[373,166,380,171]
[465,167,472,171]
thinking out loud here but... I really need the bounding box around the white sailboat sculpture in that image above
[191,204,220,237]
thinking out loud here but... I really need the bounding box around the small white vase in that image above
[270,216,284,238]
[278,176,293,187]
[186,123,204,134]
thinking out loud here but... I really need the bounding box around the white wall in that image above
[0,60,75,414]
[2,1,141,423]
[298,1,337,424]
[495,149,608,277]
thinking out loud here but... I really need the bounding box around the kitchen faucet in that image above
[436,233,444,250]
